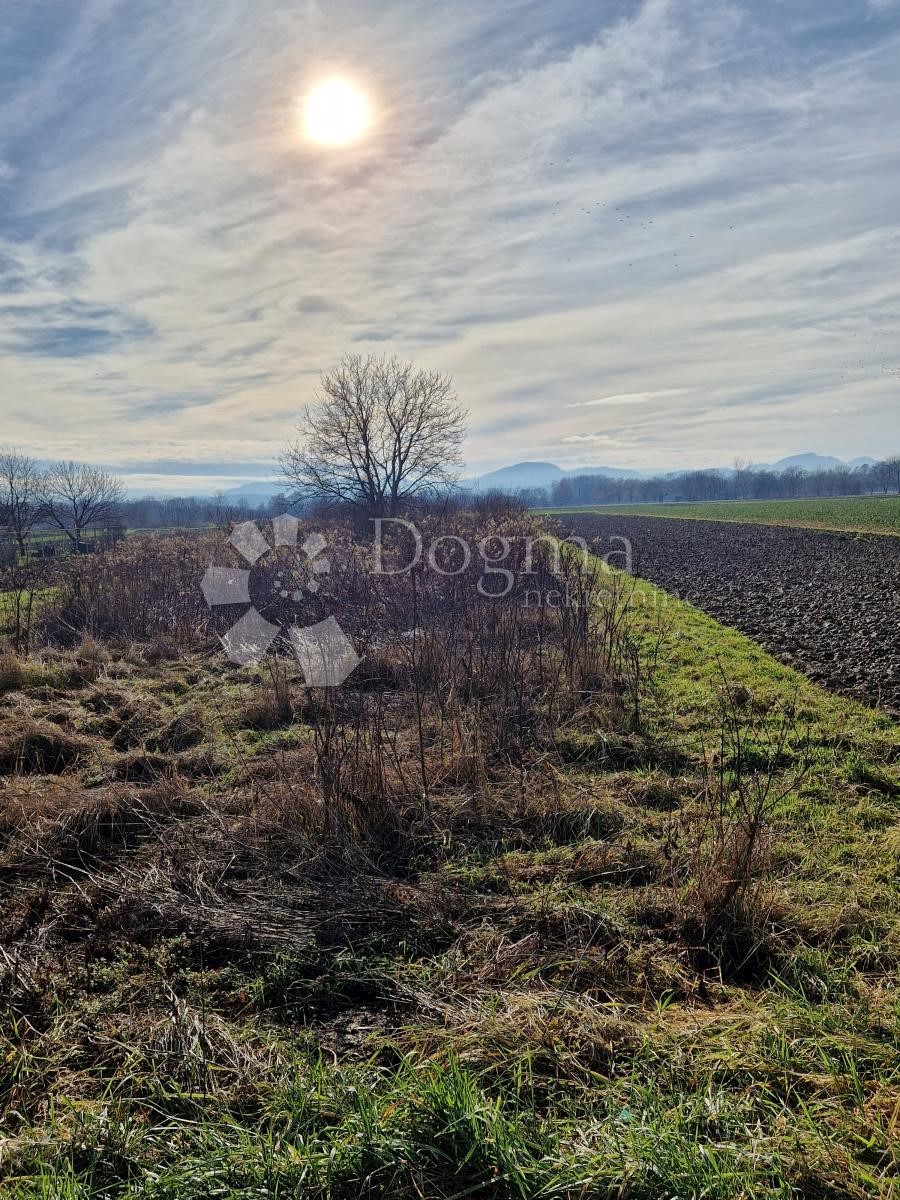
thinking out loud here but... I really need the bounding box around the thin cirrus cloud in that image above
[0,0,898,492]
[568,389,691,408]
[561,432,636,446]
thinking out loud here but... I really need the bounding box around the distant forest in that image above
[528,456,900,508]
[114,456,900,527]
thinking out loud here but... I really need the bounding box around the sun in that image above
[303,78,372,147]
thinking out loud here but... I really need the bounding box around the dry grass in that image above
[668,685,810,976]
[0,515,897,1198]
[0,712,87,775]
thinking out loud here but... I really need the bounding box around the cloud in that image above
[569,389,691,408]
[0,0,898,479]
[561,432,635,446]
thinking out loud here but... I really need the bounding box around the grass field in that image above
[542,494,900,535]
[1,535,898,1198]
[0,587,56,627]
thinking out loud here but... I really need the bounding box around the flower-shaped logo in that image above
[200,517,360,686]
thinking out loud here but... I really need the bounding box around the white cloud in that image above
[561,433,635,446]
[1,0,899,479]
[570,389,691,408]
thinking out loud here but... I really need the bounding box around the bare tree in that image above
[281,354,468,516]
[39,461,126,550]
[0,446,42,555]
[872,458,897,494]
[732,456,755,500]
[206,491,249,529]
[886,455,900,494]
[780,465,807,499]
[162,496,205,528]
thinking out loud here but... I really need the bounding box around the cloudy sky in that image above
[1,0,899,493]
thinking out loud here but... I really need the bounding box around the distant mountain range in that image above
[764,453,877,473]
[469,453,878,493]
[221,480,285,505]
[469,462,639,490]
[216,453,879,505]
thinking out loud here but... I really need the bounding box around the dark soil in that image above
[555,514,900,712]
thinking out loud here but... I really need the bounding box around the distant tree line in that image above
[543,456,900,508]
[0,449,294,561]
[121,492,286,530]
[122,494,225,530]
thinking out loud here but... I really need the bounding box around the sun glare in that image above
[303,78,372,146]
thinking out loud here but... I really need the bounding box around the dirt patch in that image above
[555,514,900,712]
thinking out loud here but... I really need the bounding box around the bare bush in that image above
[30,512,659,870]
[669,681,808,974]
[241,657,295,730]
[39,533,219,646]
[0,554,51,652]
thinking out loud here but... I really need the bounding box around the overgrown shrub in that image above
[670,684,807,975]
